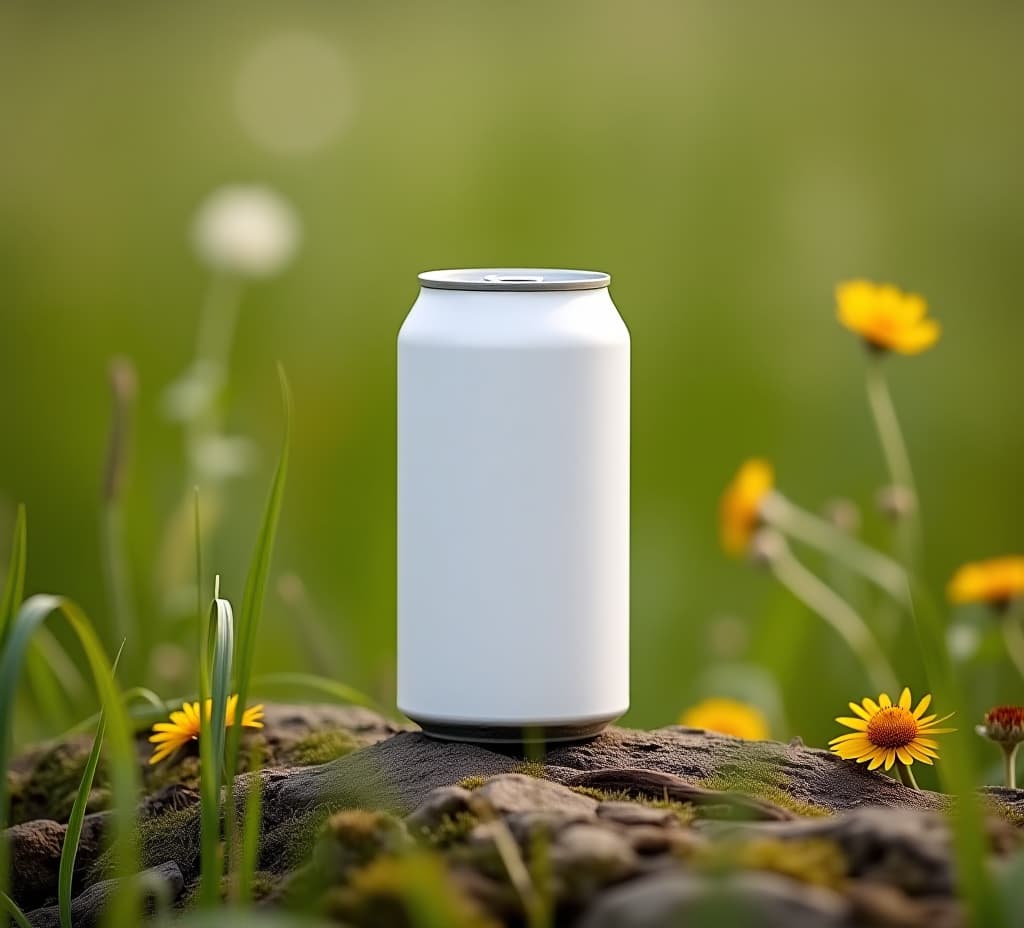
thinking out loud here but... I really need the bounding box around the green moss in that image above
[322,853,499,928]
[262,805,338,876]
[696,837,847,890]
[510,760,546,779]
[983,795,1024,827]
[146,754,202,791]
[11,739,108,824]
[90,801,204,886]
[568,786,695,825]
[314,809,411,876]
[247,870,281,902]
[699,746,831,819]
[284,729,359,767]
[423,811,480,848]
[569,786,632,802]
[457,775,487,791]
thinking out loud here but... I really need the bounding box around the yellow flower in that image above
[719,459,774,557]
[680,697,770,740]
[836,280,940,355]
[148,695,265,764]
[947,556,1024,609]
[829,688,953,771]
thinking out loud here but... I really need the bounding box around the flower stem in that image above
[769,545,898,693]
[1000,610,1024,682]
[864,356,921,570]
[1002,744,1019,789]
[100,358,137,666]
[896,762,920,790]
[761,492,908,605]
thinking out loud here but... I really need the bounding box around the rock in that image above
[3,814,106,911]
[260,726,956,822]
[27,861,184,928]
[8,708,1024,926]
[597,801,680,827]
[549,822,637,900]
[406,785,475,832]
[622,823,704,857]
[845,880,962,928]
[715,806,954,896]
[501,810,602,845]
[474,774,598,817]
[548,727,933,816]
[9,703,406,825]
[578,869,851,928]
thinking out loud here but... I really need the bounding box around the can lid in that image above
[418,268,610,292]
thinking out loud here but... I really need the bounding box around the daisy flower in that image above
[948,556,1024,610]
[829,688,954,788]
[680,697,769,740]
[719,459,774,557]
[149,695,265,764]
[836,280,940,355]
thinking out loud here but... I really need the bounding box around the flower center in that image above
[866,707,918,748]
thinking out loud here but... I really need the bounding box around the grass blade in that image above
[236,744,263,905]
[58,642,125,928]
[221,367,290,904]
[227,366,291,775]
[0,889,32,928]
[195,486,208,698]
[63,687,172,737]
[198,594,234,907]
[251,671,381,712]
[0,596,138,922]
[0,504,27,648]
[906,578,999,925]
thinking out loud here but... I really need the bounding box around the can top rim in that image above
[418,268,611,292]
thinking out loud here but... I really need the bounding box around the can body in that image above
[398,269,629,743]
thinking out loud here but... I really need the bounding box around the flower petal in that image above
[896,747,914,765]
[906,745,934,764]
[898,688,912,710]
[862,698,881,715]
[891,319,941,355]
[829,732,869,744]
[883,749,897,771]
[148,732,186,743]
[848,702,870,721]
[879,693,892,708]
[834,717,869,731]
[912,694,932,719]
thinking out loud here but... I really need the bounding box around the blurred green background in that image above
[2,2,1023,772]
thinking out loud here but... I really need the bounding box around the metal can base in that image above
[407,714,619,747]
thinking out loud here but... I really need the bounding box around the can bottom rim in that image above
[406,712,620,746]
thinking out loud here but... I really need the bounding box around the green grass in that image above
[58,642,125,928]
[250,671,378,712]
[0,595,139,923]
[237,744,263,905]
[197,590,235,906]
[0,504,26,649]
[222,366,291,903]
[0,890,32,928]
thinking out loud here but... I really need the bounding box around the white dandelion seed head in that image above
[191,185,300,278]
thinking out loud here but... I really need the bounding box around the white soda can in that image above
[398,269,629,743]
